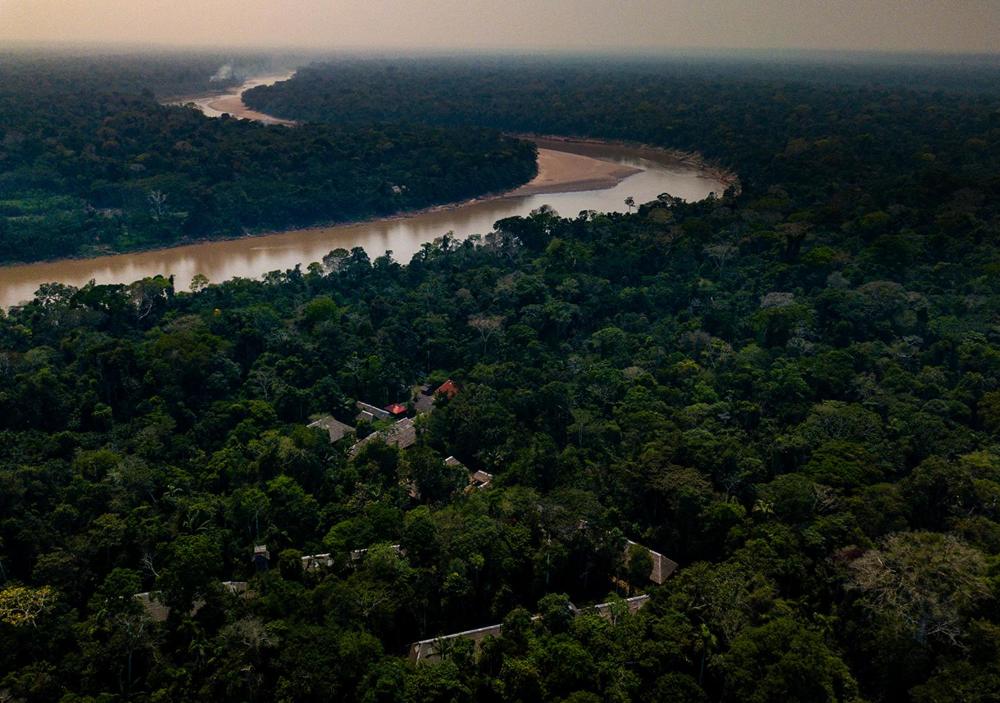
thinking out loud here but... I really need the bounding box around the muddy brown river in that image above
[0,77,729,308]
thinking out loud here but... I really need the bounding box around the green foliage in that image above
[0,55,536,264]
[3,53,1000,702]
[716,617,858,703]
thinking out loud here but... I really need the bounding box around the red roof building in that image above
[436,379,459,399]
[385,403,408,416]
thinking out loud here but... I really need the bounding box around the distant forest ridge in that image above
[0,54,537,264]
[0,51,255,96]
[244,56,1000,199]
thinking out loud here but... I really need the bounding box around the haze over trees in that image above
[1,52,1000,702]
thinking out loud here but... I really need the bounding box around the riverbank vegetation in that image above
[2,54,1000,702]
[0,54,537,264]
[245,56,1000,200]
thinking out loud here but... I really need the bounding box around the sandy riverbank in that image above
[523,134,740,193]
[170,74,736,197]
[508,148,641,196]
[198,93,296,126]
[0,136,726,308]
[0,78,736,308]
[172,76,646,195]
[170,72,297,126]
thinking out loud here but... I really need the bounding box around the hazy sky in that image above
[1,0,998,54]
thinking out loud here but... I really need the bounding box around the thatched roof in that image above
[308,415,354,443]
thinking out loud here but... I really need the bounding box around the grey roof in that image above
[301,553,335,571]
[414,392,436,414]
[409,595,650,663]
[356,401,392,421]
[445,455,493,490]
[624,539,678,585]
[414,380,459,415]
[469,470,494,489]
[134,581,249,622]
[350,417,417,456]
[308,415,354,443]
[386,418,417,449]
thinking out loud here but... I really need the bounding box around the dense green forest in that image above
[3,54,1000,703]
[245,56,1000,198]
[0,51,260,97]
[0,54,536,264]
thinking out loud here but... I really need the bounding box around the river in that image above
[0,77,729,309]
[177,72,298,126]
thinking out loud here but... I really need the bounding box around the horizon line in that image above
[2,39,999,63]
